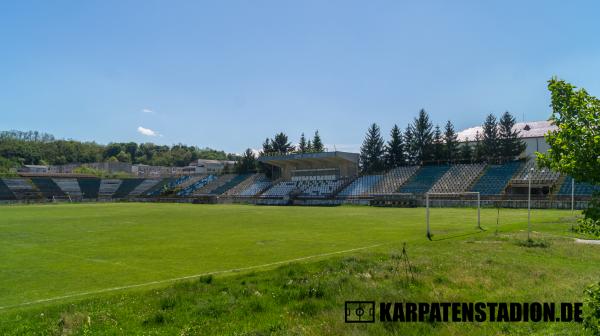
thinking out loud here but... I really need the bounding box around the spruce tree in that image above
[498,111,526,160]
[270,132,294,154]
[459,138,473,162]
[433,125,444,162]
[410,109,434,163]
[261,138,272,155]
[306,140,313,152]
[298,133,307,153]
[385,124,404,168]
[404,126,416,165]
[312,130,324,152]
[481,114,499,161]
[474,131,485,162]
[443,120,459,162]
[360,123,385,173]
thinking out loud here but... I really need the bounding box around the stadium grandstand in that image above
[0,120,597,210]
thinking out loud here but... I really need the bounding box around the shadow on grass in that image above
[429,228,487,241]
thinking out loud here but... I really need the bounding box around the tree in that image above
[481,114,499,161]
[537,78,600,223]
[473,131,485,162]
[444,120,459,162]
[360,123,385,173]
[306,140,313,152]
[312,130,324,152]
[298,133,307,153]
[404,126,416,165]
[235,148,257,173]
[262,138,272,154]
[408,109,434,163]
[432,125,444,162]
[498,111,526,160]
[270,132,294,154]
[459,138,473,162]
[384,125,404,168]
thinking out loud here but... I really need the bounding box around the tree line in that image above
[0,130,233,173]
[359,110,526,173]
[234,130,325,174]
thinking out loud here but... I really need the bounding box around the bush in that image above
[574,218,600,237]
[584,282,600,335]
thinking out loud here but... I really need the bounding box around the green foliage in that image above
[498,111,526,159]
[459,138,473,162]
[0,130,230,167]
[72,165,133,178]
[407,109,434,163]
[482,113,499,161]
[298,133,307,153]
[538,78,600,222]
[444,120,459,162]
[584,282,600,335]
[537,78,600,185]
[385,124,404,168]
[432,125,444,162]
[311,130,324,152]
[262,132,294,155]
[360,123,385,173]
[234,149,257,173]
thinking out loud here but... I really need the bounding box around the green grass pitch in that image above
[1,203,599,335]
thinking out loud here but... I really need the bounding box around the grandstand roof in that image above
[457,120,557,142]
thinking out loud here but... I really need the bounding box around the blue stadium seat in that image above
[470,161,522,195]
[398,165,451,194]
[557,176,600,196]
[31,177,66,199]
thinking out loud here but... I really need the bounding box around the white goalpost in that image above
[426,191,481,240]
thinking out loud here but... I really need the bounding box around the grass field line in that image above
[0,242,388,311]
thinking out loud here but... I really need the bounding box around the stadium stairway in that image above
[0,179,17,200]
[77,178,101,199]
[112,179,145,198]
[470,161,522,195]
[53,178,83,199]
[398,165,451,194]
[31,177,66,199]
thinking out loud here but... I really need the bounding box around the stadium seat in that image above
[398,165,452,194]
[0,179,16,200]
[429,164,486,193]
[557,176,600,196]
[337,175,383,197]
[129,179,162,196]
[53,178,83,199]
[98,179,122,198]
[112,179,145,198]
[2,178,42,200]
[470,161,522,195]
[31,177,66,199]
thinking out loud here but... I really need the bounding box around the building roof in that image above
[457,120,557,142]
[258,151,359,165]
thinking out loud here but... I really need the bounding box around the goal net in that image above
[425,192,481,240]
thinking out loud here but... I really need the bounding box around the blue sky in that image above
[1,1,599,154]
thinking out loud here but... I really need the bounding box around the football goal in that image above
[425,191,481,240]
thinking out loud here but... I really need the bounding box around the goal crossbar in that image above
[426,191,481,240]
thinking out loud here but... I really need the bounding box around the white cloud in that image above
[142,108,154,113]
[137,126,160,137]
